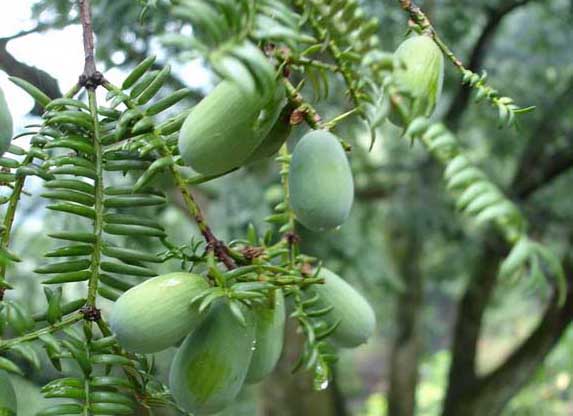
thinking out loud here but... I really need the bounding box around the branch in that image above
[477,275,573,412]
[0,23,53,43]
[445,263,573,415]
[443,235,507,411]
[0,312,83,351]
[79,0,97,78]
[512,78,573,199]
[444,95,573,414]
[0,42,61,115]
[355,185,392,201]
[398,0,532,128]
[444,0,534,129]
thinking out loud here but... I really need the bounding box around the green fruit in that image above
[0,87,13,156]
[289,131,354,231]
[169,302,256,415]
[312,268,376,348]
[110,272,209,353]
[245,290,286,383]
[246,105,292,163]
[178,81,281,176]
[390,35,444,127]
[0,371,17,415]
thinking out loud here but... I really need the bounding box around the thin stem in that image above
[169,164,237,270]
[86,89,104,306]
[79,0,104,307]
[100,80,236,269]
[281,78,352,150]
[398,0,464,70]
[0,153,34,284]
[0,312,83,350]
[79,0,97,77]
[282,78,322,129]
[306,13,364,113]
[279,145,297,268]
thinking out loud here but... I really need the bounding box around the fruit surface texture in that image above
[312,268,376,347]
[110,272,209,353]
[391,35,444,125]
[179,81,281,175]
[289,130,354,231]
[246,289,286,383]
[169,302,256,415]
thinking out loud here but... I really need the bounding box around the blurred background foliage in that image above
[0,0,572,415]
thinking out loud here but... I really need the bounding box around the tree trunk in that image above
[260,318,347,416]
[387,229,423,416]
[442,280,573,416]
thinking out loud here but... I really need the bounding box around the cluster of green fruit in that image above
[178,78,355,232]
[107,33,442,415]
[110,270,375,414]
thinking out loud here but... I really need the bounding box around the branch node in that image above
[78,71,104,90]
[81,305,102,322]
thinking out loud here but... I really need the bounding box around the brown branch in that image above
[444,0,534,129]
[387,228,423,416]
[79,0,97,78]
[0,23,52,43]
[444,264,573,416]
[444,125,573,415]
[443,235,507,414]
[512,79,573,199]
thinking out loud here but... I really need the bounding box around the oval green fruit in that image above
[178,81,280,176]
[0,371,17,416]
[246,105,292,163]
[312,268,375,348]
[245,290,286,383]
[169,302,256,415]
[289,131,354,231]
[0,87,13,156]
[110,272,209,353]
[389,35,444,127]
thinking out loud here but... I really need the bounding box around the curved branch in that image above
[0,41,61,115]
[444,0,534,129]
[444,262,573,416]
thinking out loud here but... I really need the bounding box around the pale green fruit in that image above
[312,268,376,348]
[0,88,13,156]
[169,302,256,415]
[245,290,286,383]
[0,371,17,416]
[110,272,209,353]
[289,130,354,231]
[178,81,283,176]
[390,35,444,126]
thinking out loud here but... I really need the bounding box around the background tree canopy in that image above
[0,0,572,415]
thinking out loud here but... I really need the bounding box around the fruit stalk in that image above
[397,0,464,70]
[168,163,237,270]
